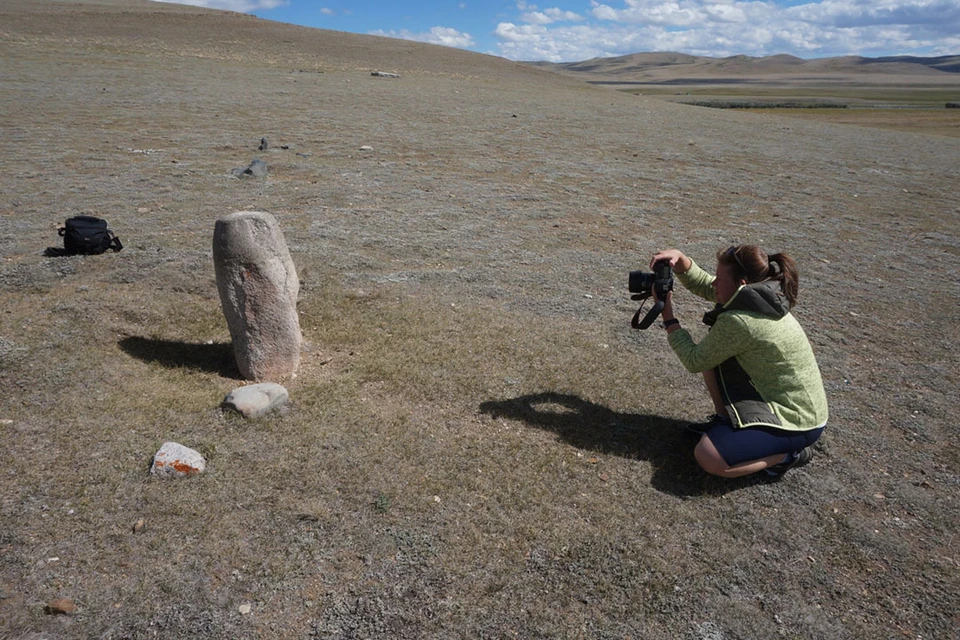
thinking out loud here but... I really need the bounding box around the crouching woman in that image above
[651,245,828,480]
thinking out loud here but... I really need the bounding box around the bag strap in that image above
[108,231,123,252]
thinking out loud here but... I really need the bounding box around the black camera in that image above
[629,259,673,330]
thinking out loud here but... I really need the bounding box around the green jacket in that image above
[667,260,829,432]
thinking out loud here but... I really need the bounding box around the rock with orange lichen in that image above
[150,442,206,477]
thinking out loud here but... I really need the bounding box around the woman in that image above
[651,245,828,479]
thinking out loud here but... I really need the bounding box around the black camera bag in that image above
[59,215,123,255]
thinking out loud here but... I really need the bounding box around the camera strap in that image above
[631,299,664,330]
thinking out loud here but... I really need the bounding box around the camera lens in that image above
[629,270,654,293]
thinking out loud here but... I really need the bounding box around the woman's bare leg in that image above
[694,436,785,478]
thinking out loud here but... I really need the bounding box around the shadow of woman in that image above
[118,336,241,379]
[478,392,763,497]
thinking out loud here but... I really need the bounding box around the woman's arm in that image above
[675,261,717,303]
[667,314,749,373]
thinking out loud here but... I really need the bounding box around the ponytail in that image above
[768,252,799,308]
[718,245,800,308]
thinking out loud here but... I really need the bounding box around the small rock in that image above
[258,137,268,151]
[45,598,77,615]
[133,518,145,534]
[359,145,373,152]
[222,383,289,418]
[231,159,268,179]
[239,603,252,615]
[150,442,206,477]
[371,71,400,78]
[246,158,268,177]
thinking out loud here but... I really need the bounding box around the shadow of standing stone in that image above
[213,211,301,381]
[118,336,240,378]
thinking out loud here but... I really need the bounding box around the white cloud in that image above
[522,7,585,25]
[546,8,586,21]
[153,0,287,11]
[590,1,704,27]
[703,3,747,23]
[320,7,334,16]
[496,22,643,61]
[498,0,960,60]
[523,12,555,25]
[371,26,476,49]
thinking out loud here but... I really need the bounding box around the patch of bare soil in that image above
[1,1,958,639]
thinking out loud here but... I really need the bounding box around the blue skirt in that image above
[707,422,825,466]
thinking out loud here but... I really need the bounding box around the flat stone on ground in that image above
[222,382,289,418]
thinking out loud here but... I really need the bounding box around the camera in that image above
[629,259,674,298]
[629,259,673,330]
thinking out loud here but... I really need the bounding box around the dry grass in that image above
[748,107,960,137]
[1,1,959,639]
[620,88,960,137]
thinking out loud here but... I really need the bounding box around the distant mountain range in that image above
[528,53,960,86]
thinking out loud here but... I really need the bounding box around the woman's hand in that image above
[650,249,691,274]
[652,285,674,320]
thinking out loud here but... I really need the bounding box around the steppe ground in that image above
[1,1,958,639]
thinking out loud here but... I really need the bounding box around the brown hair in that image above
[717,245,799,308]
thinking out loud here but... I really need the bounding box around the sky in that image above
[154,0,960,63]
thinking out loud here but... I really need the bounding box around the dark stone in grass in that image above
[231,158,268,178]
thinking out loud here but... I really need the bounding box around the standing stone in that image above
[213,211,301,380]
